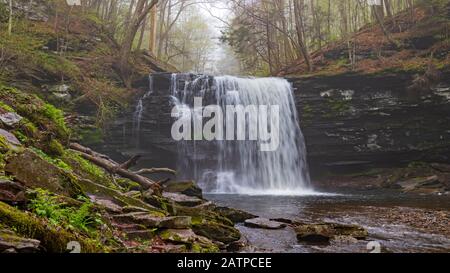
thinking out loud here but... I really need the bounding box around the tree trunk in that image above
[8,0,13,35]
[118,0,158,87]
[293,0,313,71]
[149,5,158,54]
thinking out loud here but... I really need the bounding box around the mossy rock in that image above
[171,205,234,227]
[75,178,166,217]
[213,207,257,224]
[191,220,241,244]
[61,150,114,189]
[164,181,203,199]
[0,201,104,253]
[0,85,69,140]
[4,148,82,197]
[159,229,219,253]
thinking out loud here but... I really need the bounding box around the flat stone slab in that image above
[163,192,204,207]
[113,213,191,229]
[88,195,123,213]
[244,218,287,229]
[0,229,41,253]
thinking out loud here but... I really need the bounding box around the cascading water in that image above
[132,75,154,142]
[167,73,313,195]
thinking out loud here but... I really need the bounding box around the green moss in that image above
[191,242,219,253]
[0,201,105,253]
[47,139,65,156]
[0,135,10,152]
[43,103,70,136]
[0,101,15,112]
[324,98,351,117]
[30,147,72,172]
[0,85,69,140]
[75,178,166,217]
[61,150,113,188]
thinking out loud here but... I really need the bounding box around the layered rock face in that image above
[291,72,450,176]
[100,72,450,178]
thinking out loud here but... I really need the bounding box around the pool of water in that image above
[205,189,450,253]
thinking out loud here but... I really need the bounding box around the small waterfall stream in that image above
[134,73,314,195]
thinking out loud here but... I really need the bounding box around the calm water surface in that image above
[206,190,450,253]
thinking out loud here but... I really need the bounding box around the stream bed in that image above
[206,190,450,253]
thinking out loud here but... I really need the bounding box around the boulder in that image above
[295,223,368,244]
[5,149,81,196]
[0,112,23,127]
[244,218,287,230]
[214,206,257,224]
[0,180,26,204]
[164,181,203,199]
[192,220,241,244]
[0,229,41,253]
[163,192,204,207]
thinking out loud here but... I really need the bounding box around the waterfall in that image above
[132,75,154,141]
[168,73,313,195]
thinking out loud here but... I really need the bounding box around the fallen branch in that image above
[69,143,158,191]
[135,168,177,176]
[69,143,118,164]
[119,155,142,170]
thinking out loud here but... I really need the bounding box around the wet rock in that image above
[162,192,204,207]
[396,175,447,194]
[295,223,368,244]
[213,207,257,224]
[0,180,26,204]
[5,149,80,196]
[0,229,41,253]
[0,112,23,127]
[164,180,203,199]
[244,218,287,230]
[226,236,249,252]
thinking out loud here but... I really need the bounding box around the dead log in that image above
[135,168,177,176]
[74,151,158,190]
[69,143,118,164]
[69,143,160,191]
[119,155,142,170]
